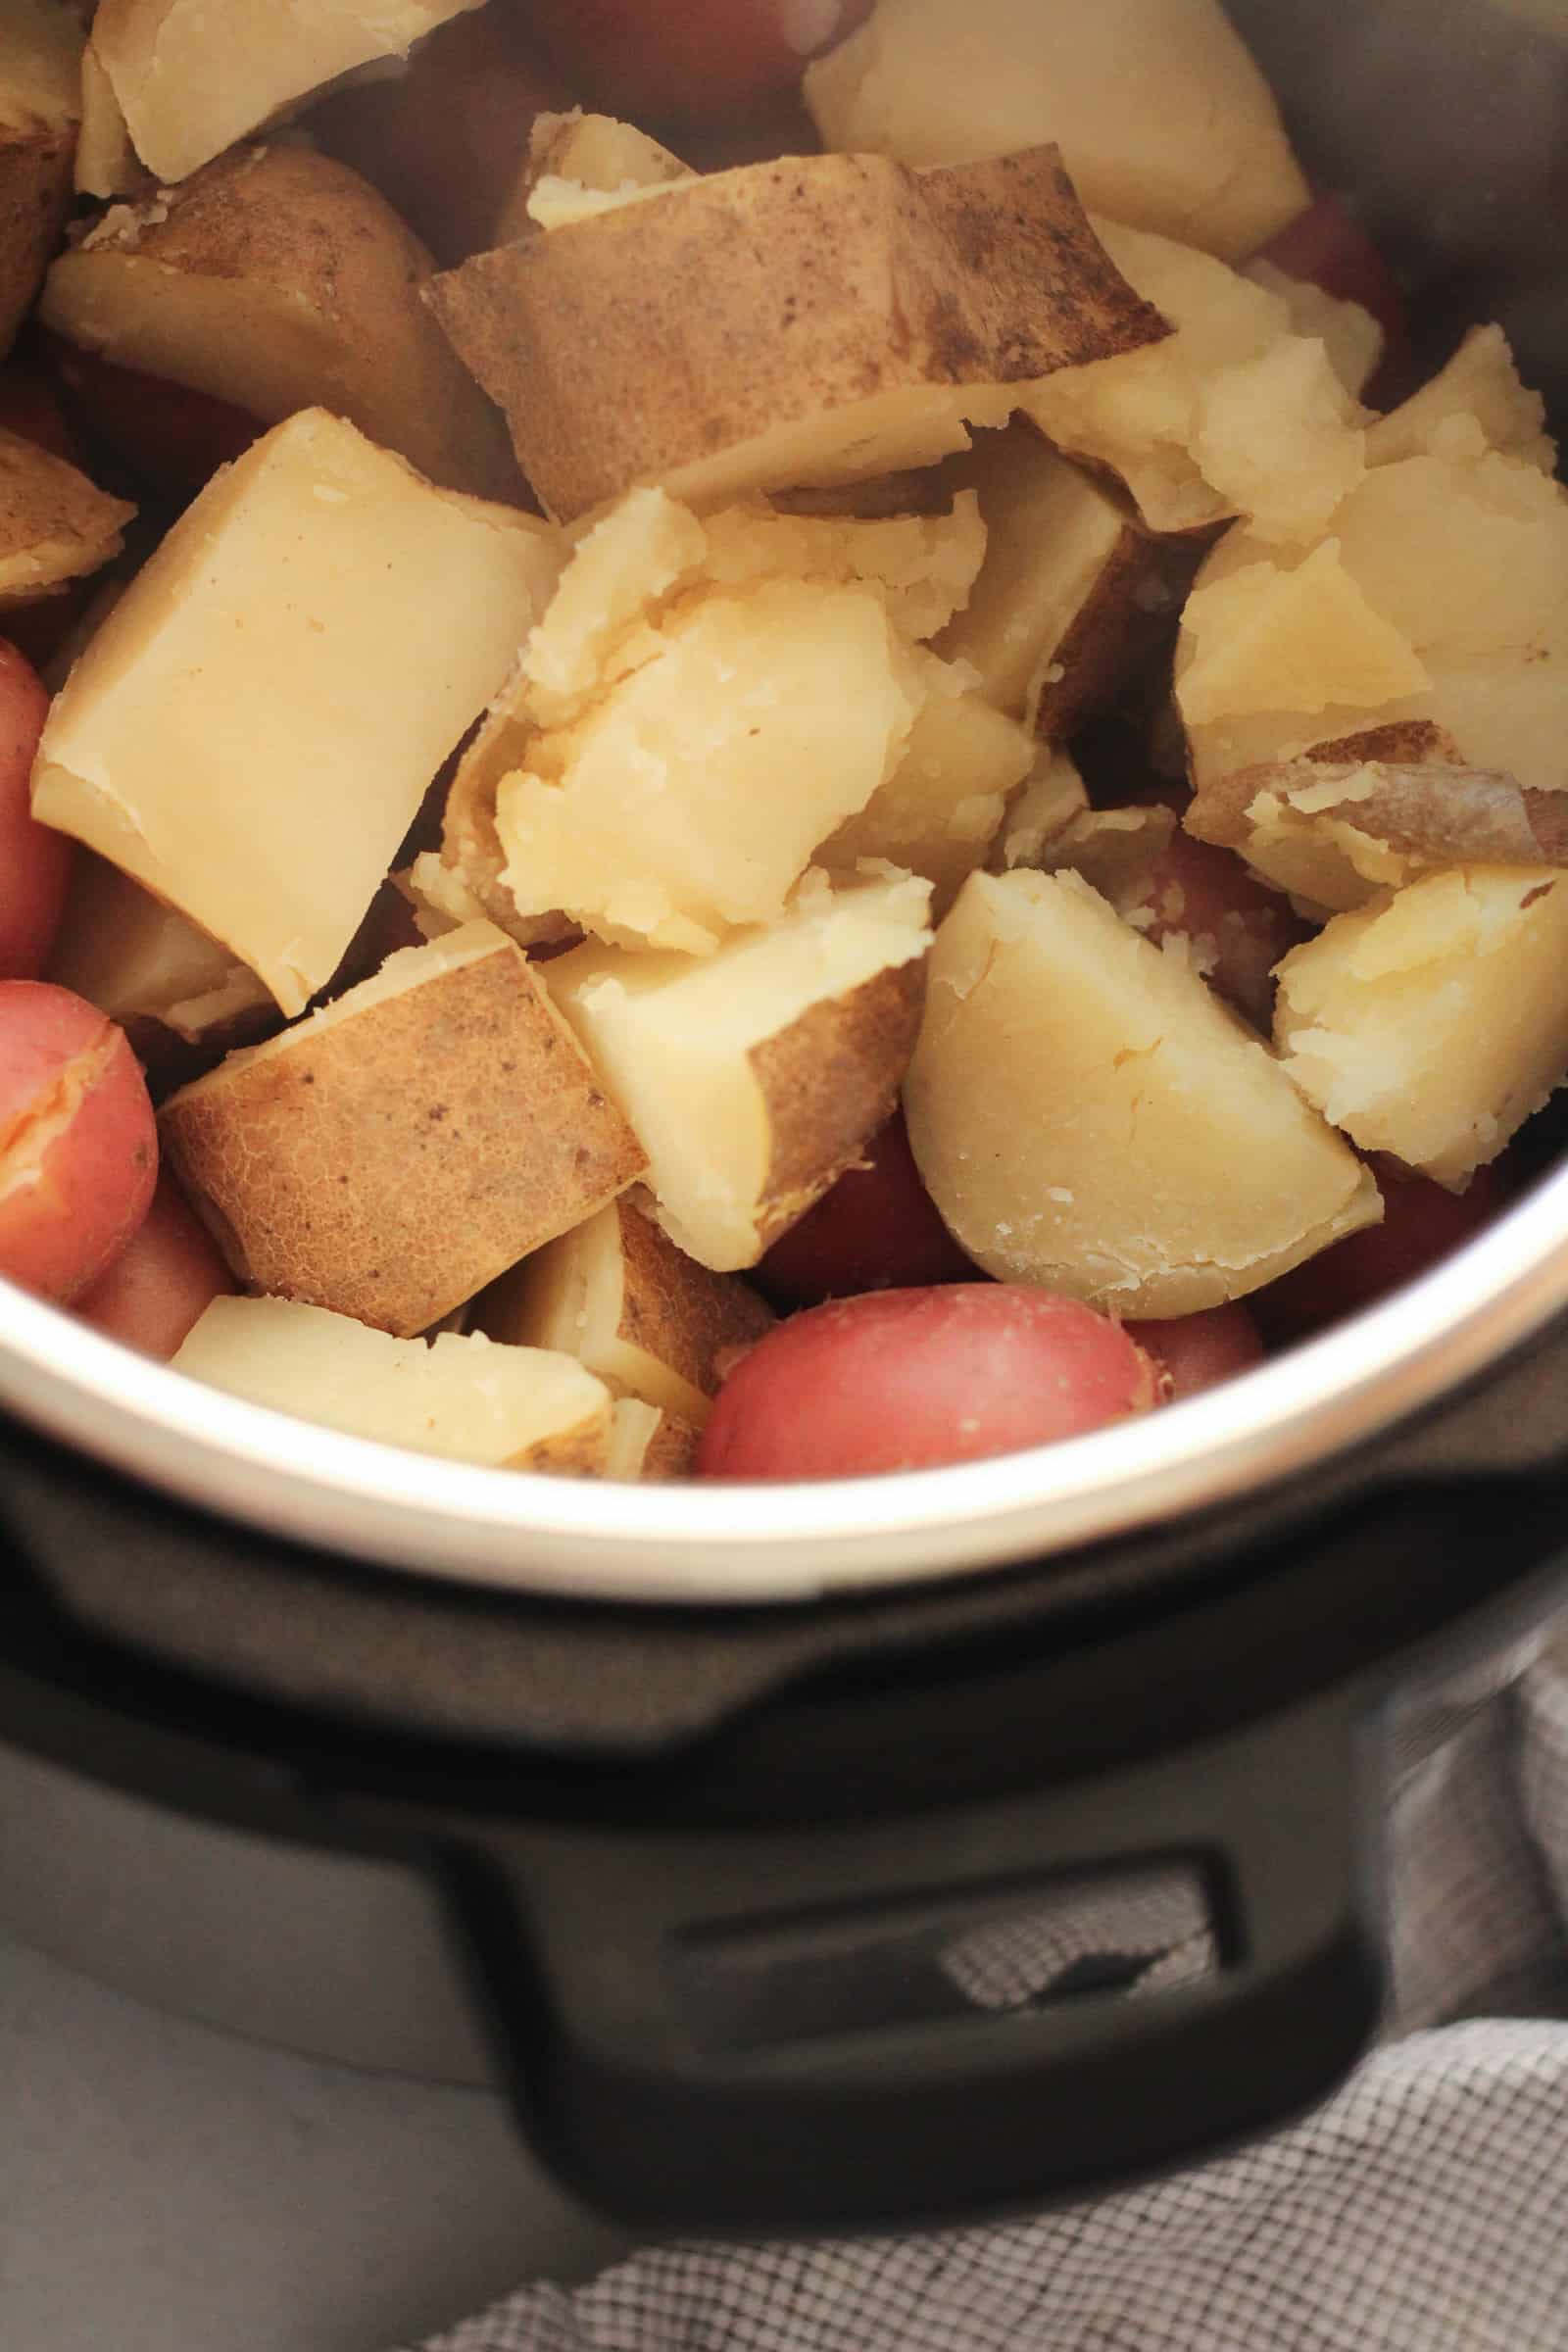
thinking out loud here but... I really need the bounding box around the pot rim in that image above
[1,1158,1565,1606]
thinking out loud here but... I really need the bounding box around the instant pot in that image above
[5,0,1568,2236]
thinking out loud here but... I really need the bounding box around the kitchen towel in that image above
[401,1628,1568,2352]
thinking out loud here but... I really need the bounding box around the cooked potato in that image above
[989,748,1091,872]
[1275,867,1568,1188]
[1016,219,1368,543]
[545,871,934,1272]
[425,145,1169,522]
[91,0,486,183]
[605,1396,702,1482]
[41,143,519,503]
[932,422,1198,737]
[74,33,146,199]
[161,921,648,1338]
[47,851,275,1065]
[505,108,692,241]
[0,0,83,360]
[803,0,1307,262]
[903,867,1380,1317]
[0,423,134,606]
[32,410,563,1017]
[1240,259,1384,401]
[173,1296,612,1475]
[1365,324,1556,472]
[473,1193,774,1424]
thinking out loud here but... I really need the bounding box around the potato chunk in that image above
[0,0,83,360]
[1274,867,1568,1189]
[1366,325,1556,473]
[803,0,1307,262]
[545,872,933,1272]
[425,145,1168,522]
[0,425,134,607]
[605,1397,702,1482]
[904,868,1380,1317]
[47,852,274,1063]
[160,921,647,1338]
[32,411,562,1016]
[474,1195,774,1426]
[173,1297,612,1475]
[41,144,519,503]
[92,0,486,183]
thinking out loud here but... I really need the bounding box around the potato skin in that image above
[0,126,74,363]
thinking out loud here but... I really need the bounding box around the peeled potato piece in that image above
[41,143,519,504]
[425,144,1169,522]
[160,921,647,1338]
[1275,866,1568,1190]
[904,867,1381,1317]
[32,410,562,1017]
[47,852,274,1065]
[173,1297,612,1476]
[473,1194,774,1425]
[1365,325,1556,473]
[0,424,134,607]
[92,0,487,184]
[0,0,82,360]
[803,0,1307,262]
[545,871,934,1272]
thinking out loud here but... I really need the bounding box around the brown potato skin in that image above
[0,127,74,364]
[426,145,1169,520]
[614,1196,775,1399]
[0,422,135,604]
[161,940,647,1337]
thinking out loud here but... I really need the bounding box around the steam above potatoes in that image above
[1,0,1564,1488]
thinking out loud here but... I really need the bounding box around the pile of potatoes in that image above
[1,0,1564,1484]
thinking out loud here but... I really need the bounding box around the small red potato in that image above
[0,639,73,978]
[754,1110,979,1309]
[1253,1159,1507,1347]
[1130,1302,1266,1399]
[1254,189,1413,408]
[695,1283,1158,1479]
[0,981,157,1300]
[74,1166,233,1358]
[523,0,873,122]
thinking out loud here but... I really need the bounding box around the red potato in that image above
[696,1284,1158,1479]
[522,0,874,121]
[1252,1159,1507,1348]
[43,334,262,499]
[1254,189,1414,409]
[1128,816,1307,1035]
[0,639,73,978]
[74,1166,233,1358]
[753,1108,979,1309]
[1129,1302,1266,1399]
[0,981,157,1301]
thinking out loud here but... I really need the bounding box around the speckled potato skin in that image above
[161,941,647,1336]
[751,957,927,1254]
[1033,517,1202,744]
[0,425,135,605]
[426,144,1170,520]
[0,125,74,362]
[613,1195,775,1397]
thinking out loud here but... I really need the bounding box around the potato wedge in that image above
[32,410,562,1017]
[41,143,519,503]
[473,1194,774,1425]
[161,921,647,1338]
[47,851,275,1064]
[803,0,1307,262]
[605,1397,702,1482]
[173,1297,612,1475]
[1275,867,1568,1189]
[91,0,486,184]
[0,0,83,360]
[505,108,692,242]
[0,423,134,606]
[932,422,1198,737]
[545,871,934,1272]
[425,144,1168,522]
[904,867,1380,1317]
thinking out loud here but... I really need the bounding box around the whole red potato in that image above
[0,639,74,978]
[521,0,873,122]
[754,1110,979,1309]
[0,982,157,1301]
[74,1167,233,1358]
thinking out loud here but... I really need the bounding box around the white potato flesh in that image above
[803,0,1307,261]
[173,1298,612,1476]
[47,853,272,1047]
[1366,325,1556,473]
[545,872,933,1272]
[32,411,563,1016]
[1275,867,1568,1189]
[1241,258,1384,399]
[904,867,1381,1317]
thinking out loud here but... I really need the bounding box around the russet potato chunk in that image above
[507,108,692,241]
[92,0,486,184]
[47,852,274,1066]
[1365,325,1556,473]
[605,1397,702,1482]
[1275,867,1568,1190]
[32,410,563,1016]
[41,143,519,504]
[803,0,1307,262]
[473,1194,774,1426]
[545,871,934,1272]
[160,921,647,1338]
[0,424,134,606]
[0,0,83,360]
[173,1297,612,1476]
[425,144,1168,522]
[904,867,1381,1317]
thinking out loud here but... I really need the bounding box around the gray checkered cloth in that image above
[404,1628,1568,2352]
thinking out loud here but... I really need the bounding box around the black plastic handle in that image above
[424,1687,1386,2231]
